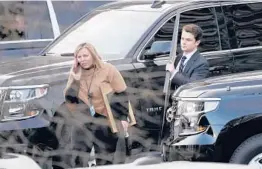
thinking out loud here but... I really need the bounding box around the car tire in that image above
[229,133,262,164]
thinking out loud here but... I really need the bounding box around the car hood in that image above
[173,71,262,99]
[0,55,73,87]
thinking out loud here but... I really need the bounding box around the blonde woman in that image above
[64,42,129,167]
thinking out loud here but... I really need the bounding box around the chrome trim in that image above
[0,84,49,90]
[47,0,60,38]
[0,39,53,44]
[137,49,233,63]
[203,46,262,56]
[178,126,210,137]
[1,110,41,122]
[230,45,262,53]
[175,97,221,101]
[196,113,206,126]
[201,49,232,56]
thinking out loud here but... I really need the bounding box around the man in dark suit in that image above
[166,24,209,89]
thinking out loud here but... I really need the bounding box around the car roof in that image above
[96,1,184,13]
[97,0,262,13]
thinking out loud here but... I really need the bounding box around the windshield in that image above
[46,10,161,60]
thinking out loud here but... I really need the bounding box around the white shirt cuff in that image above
[170,70,177,80]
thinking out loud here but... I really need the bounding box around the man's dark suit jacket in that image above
[171,50,209,88]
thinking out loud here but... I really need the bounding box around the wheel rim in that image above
[248,153,262,167]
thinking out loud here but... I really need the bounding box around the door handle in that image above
[209,65,230,72]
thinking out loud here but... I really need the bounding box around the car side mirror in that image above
[144,41,171,60]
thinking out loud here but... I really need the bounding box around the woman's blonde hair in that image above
[73,42,103,72]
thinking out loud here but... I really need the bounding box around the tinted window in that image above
[215,6,231,50]
[154,17,175,42]
[140,16,176,60]
[179,7,220,53]
[0,1,53,41]
[52,1,112,33]
[223,2,262,49]
[141,7,221,60]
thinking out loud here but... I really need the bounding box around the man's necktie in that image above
[179,56,187,73]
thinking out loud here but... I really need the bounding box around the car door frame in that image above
[131,1,228,130]
[131,10,179,131]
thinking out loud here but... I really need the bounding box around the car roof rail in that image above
[151,0,166,8]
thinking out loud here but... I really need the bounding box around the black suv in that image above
[162,70,262,168]
[0,0,262,167]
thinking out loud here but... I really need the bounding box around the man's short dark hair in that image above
[182,24,203,41]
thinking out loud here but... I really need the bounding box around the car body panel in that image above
[1,0,262,167]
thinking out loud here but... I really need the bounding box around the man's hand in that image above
[121,120,129,132]
[166,62,175,73]
[166,62,179,80]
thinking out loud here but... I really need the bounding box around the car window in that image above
[222,2,262,49]
[215,6,231,50]
[52,1,112,33]
[47,10,161,60]
[140,7,220,61]
[0,1,53,41]
[140,15,176,60]
[178,7,220,53]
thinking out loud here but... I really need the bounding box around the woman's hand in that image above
[121,120,129,132]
